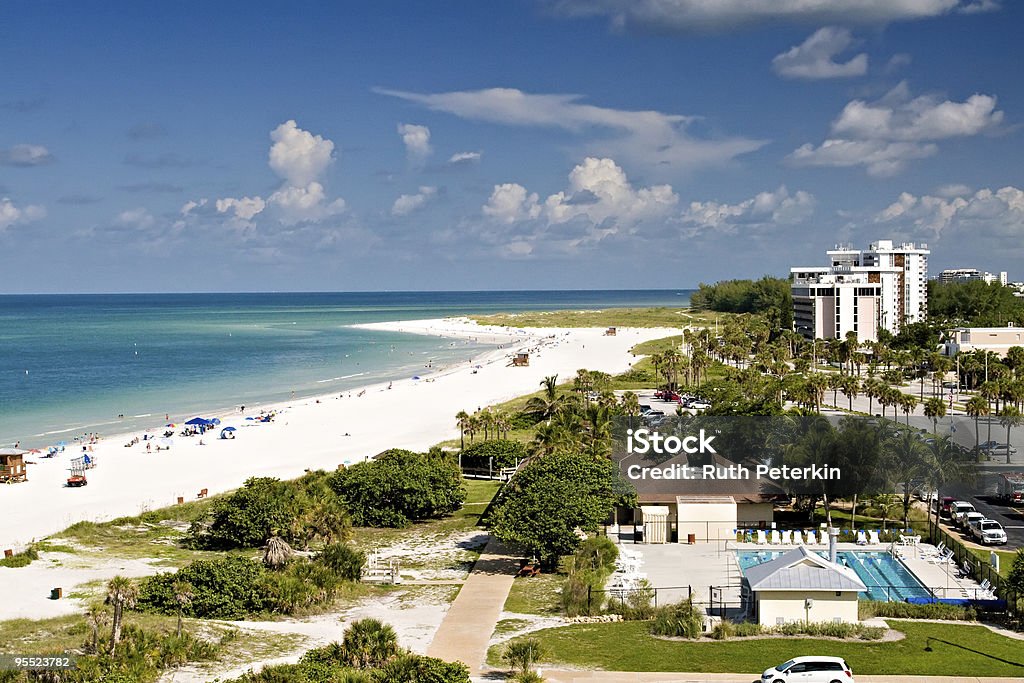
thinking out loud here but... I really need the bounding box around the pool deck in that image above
[894,543,992,600]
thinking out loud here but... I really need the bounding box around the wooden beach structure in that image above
[604,326,617,336]
[0,448,28,483]
[512,352,530,367]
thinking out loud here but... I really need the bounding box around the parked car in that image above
[959,510,985,532]
[972,519,1008,545]
[761,656,854,682]
[981,442,1017,455]
[937,496,957,517]
[687,400,712,410]
[949,501,976,527]
[639,404,653,415]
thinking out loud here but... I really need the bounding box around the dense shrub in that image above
[710,619,735,640]
[772,621,884,640]
[460,439,528,470]
[188,473,350,550]
[650,598,705,639]
[138,556,270,619]
[561,536,621,617]
[330,449,466,527]
[606,580,657,621]
[315,543,366,581]
[859,600,977,621]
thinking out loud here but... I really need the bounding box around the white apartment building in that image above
[937,268,1008,286]
[792,240,929,342]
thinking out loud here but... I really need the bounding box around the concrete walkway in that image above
[543,671,1024,683]
[426,536,519,675]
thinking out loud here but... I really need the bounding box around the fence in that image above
[600,520,918,545]
[928,517,1021,623]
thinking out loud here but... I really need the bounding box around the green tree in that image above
[965,395,990,461]
[339,618,400,669]
[998,405,1023,464]
[923,396,946,434]
[172,580,194,638]
[106,575,139,654]
[488,449,626,565]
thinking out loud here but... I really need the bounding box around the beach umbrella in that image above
[412,375,421,380]
[166,423,175,428]
[211,418,221,425]
[185,417,210,426]
[220,427,236,439]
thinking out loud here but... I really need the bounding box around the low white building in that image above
[744,546,865,626]
[944,325,1024,358]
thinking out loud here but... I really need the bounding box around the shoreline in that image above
[0,317,677,550]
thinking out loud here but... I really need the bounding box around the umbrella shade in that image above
[185,417,211,426]
[211,418,221,425]
[412,376,421,380]
[221,426,237,431]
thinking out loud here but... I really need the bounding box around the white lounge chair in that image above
[868,530,881,545]
[770,530,782,545]
[856,530,868,545]
[793,530,804,545]
[781,530,793,544]
[805,530,817,545]
[756,530,768,545]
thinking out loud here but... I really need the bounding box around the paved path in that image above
[426,536,518,675]
[542,671,1024,683]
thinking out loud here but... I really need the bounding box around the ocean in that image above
[0,290,691,448]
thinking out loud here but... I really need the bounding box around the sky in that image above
[1,0,1022,293]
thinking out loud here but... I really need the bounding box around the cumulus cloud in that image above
[789,83,1003,175]
[267,182,346,225]
[448,151,482,165]
[391,186,437,216]
[114,208,156,231]
[772,27,867,79]
[682,186,815,232]
[216,196,267,222]
[542,157,678,228]
[874,185,1023,238]
[0,144,54,166]
[547,0,988,32]
[397,123,432,161]
[483,183,542,224]
[269,120,336,187]
[0,197,45,232]
[377,87,765,170]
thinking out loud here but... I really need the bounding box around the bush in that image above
[503,638,545,675]
[732,622,764,637]
[571,536,618,574]
[650,598,705,639]
[772,622,884,640]
[315,543,366,581]
[709,619,735,640]
[859,600,977,621]
[138,556,270,619]
[0,546,38,568]
[330,450,466,528]
[460,439,528,470]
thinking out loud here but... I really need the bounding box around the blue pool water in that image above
[737,550,933,602]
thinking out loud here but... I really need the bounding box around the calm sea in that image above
[0,290,691,447]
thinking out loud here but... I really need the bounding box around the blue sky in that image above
[1,0,1021,292]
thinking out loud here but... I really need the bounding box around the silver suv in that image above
[762,656,854,682]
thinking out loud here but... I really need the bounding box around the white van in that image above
[762,656,854,682]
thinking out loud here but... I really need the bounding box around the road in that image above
[946,468,1024,550]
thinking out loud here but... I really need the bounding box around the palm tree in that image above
[86,606,108,654]
[263,536,293,570]
[339,618,400,669]
[923,396,946,434]
[827,373,843,408]
[619,391,641,429]
[965,395,990,461]
[999,405,1023,464]
[923,436,974,537]
[172,580,194,637]
[840,376,859,412]
[106,575,138,654]
[899,393,918,425]
[525,375,561,419]
[455,410,470,450]
[883,430,930,530]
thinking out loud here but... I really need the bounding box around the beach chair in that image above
[756,530,768,545]
[781,530,793,545]
[793,530,804,545]
[770,530,782,545]
[868,530,881,545]
[805,530,817,545]
[855,530,867,545]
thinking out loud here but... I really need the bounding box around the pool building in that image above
[743,546,866,626]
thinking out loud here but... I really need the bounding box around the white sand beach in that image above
[0,318,674,552]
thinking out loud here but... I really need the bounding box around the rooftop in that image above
[744,546,866,592]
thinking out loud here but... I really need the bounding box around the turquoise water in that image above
[0,290,691,447]
[737,550,932,602]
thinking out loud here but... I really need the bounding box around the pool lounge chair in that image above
[927,548,954,565]
[793,530,804,545]
[781,529,793,544]
[805,530,817,545]
[770,530,782,545]
[868,529,881,545]
[856,530,868,545]
[756,530,768,545]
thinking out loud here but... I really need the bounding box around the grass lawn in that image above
[470,308,725,329]
[489,619,1024,677]
[503,572,564,616]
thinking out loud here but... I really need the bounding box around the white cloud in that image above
[483,183,541,224]
[115,208,155,231]
[0,144,54,167]
[216,196,266,222]
[448,151,482,165]
[874,185,1024,238]
[391,186,437,216]
[0,197,45,232]
[934,183,972,198]
[542,157,678,228]
[789,83,1002,175]
[268,120,336,186]
[549,0,991,32]
[682,186,815,232]
[377,87,766,170]
[268,182,346,225]
[771,27,867,80]
[397,123,432,161]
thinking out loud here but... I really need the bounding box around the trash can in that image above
[50,587,62,600]
[687,533,696,545]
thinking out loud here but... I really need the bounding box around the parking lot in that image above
[945,469,1024,550]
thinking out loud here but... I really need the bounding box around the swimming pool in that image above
[736,550,932,602]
